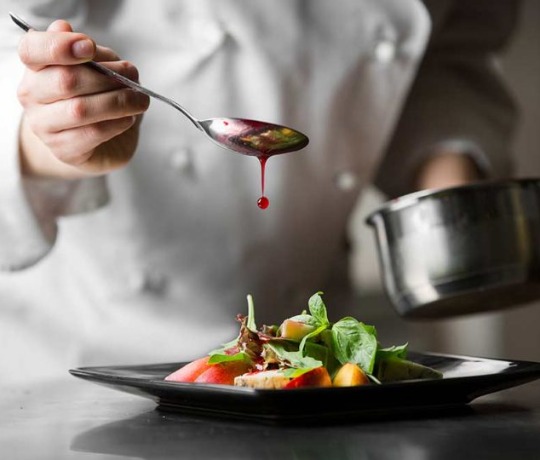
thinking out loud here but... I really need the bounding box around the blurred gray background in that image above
[350,0,540,362]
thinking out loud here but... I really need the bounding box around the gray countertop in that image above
[2,375,539,460]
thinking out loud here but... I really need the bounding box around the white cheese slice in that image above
[234,369,293,389]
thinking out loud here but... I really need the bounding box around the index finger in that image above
[18,30,96,71]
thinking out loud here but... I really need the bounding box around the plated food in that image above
[165,292,442,389]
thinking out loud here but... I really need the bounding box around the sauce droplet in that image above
[257,196,270,209]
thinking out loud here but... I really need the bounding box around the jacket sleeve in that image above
[0,2,109,271]
[374,0,521,199]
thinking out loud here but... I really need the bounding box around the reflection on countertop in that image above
[1,376,540,460]
[70,402,540,460]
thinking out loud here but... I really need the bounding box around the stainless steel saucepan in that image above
[366,179,540,319]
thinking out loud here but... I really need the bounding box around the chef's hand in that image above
[414,150,482,191]
[17,20,150,180]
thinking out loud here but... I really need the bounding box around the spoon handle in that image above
[86,62,202,130]
[9,12,202,130]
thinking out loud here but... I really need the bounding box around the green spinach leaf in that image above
[376,343,408,361]
[208,351,251,364]
[331,317,378,374]
[308,292,330,327]
[264,342,323,369]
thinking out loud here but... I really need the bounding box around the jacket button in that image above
[130,269,169,296]
[334,170,359,192]
[372,24,397,64]
[169,148,192,174]
[373,38,397,63]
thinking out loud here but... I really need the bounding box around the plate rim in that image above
[68,351,540,422]
[69,351,540,394]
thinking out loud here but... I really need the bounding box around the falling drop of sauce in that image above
[257,155,270,209]
[257,195,269,209]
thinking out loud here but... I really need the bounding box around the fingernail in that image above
[71,39,94,59]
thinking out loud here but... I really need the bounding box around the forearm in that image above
[0,5,113,270]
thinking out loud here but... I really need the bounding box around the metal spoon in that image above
[9,12,309,157]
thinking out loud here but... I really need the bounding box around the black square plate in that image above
[70,352,540,423]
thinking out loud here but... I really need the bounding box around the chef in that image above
[0,0,518,384]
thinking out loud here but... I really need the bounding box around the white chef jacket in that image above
[0,0,517,385]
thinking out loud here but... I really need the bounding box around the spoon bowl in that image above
[9,12,309,157]
[200,118,309,156]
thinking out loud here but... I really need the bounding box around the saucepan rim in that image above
[365,177,540,225]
